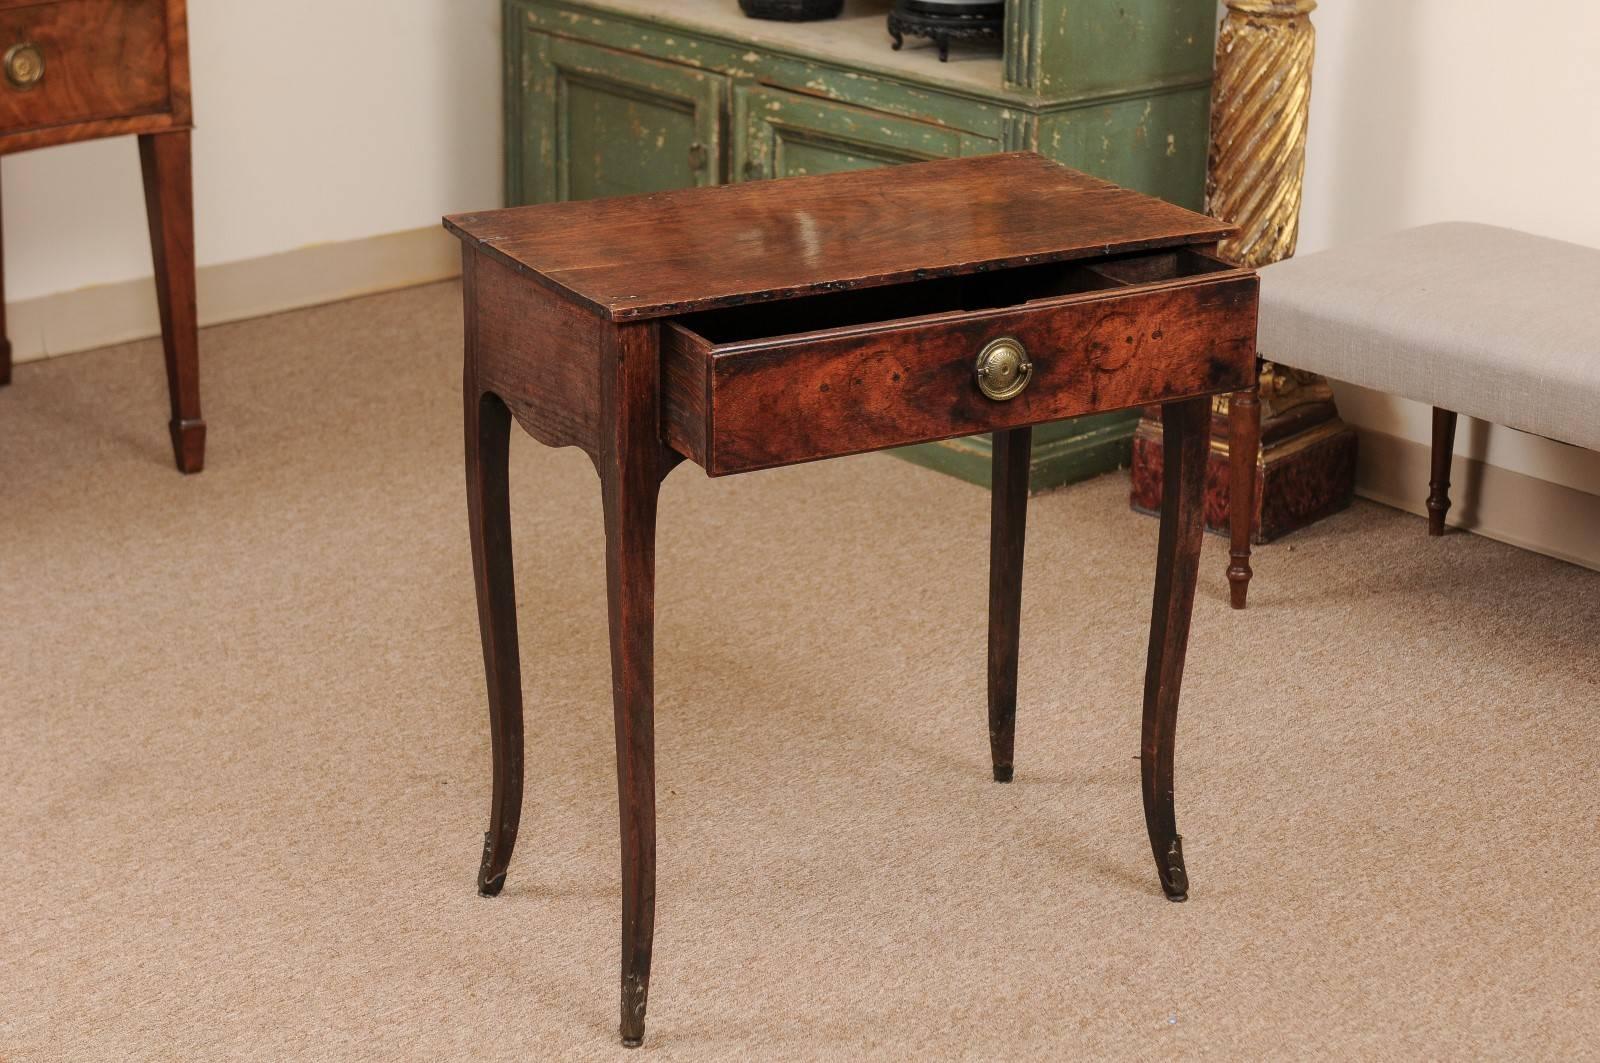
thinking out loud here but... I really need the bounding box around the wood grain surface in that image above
[466,249,607,460]
[665,267,1258,475]
[445,153,1233,321]
[0,0,169,135]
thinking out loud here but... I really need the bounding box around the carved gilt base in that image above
[1130,399,1356,544]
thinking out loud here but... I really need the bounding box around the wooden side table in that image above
[0,0,204,472]
[446,153,1260,1047]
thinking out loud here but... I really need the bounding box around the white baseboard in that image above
[1354,428,1600,573]
[6,226,461,364]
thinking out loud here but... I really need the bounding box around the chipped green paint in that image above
[1038,86,1210,209]
[735,85,998,182]
[518,34,724,205]
[1005,0,1216,98]
[522,1,1016,135]
[503,0,1213,490]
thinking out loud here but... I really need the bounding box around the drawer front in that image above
[0,0,169,135]
[669,272,1258,476]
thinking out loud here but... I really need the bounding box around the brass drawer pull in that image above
[4,42,44,90]
[975,337,1032,400]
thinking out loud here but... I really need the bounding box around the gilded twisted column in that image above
[1130,0,1354,559]
[1207,0,1330,419]
[1207,0,1355,606]
[1207,0,1316,268]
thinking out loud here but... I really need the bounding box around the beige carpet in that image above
[3,282,1598,1061]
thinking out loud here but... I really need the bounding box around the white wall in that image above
[1299,0,1600,254]
[2,0,503,304]
[1288,0,1600,556]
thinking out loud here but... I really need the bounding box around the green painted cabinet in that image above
[504,0,1216,490]
[515,35,725,203]
[734,85,997,181]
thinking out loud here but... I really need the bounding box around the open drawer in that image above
[661,246,1259,476]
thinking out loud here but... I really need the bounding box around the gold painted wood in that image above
[1207,0,1329,420]
[1206,0,1316,269]
[1133,0,1354,560]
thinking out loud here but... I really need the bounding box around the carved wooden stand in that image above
[888,1,1005,63]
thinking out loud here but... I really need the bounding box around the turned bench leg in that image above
[1427,407,1458,536]
[987,426,1031,783]
[1141,396,1210,902]
[1227,384,1261,609]
[139,130,205,473]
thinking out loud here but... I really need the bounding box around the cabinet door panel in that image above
[519,34,725,204]
[734,85,998,182]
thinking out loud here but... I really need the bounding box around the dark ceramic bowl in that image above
[899,0,1005,15]
[739,0,845,21]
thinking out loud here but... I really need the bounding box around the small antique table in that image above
[0,0,204,471]
[446,153,1259,1047]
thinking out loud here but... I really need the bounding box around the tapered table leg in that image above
[1141,396,1211,902]
[138,130,205,473]
[1227,384,1261,609]
[987,426,1031,783]
[466,375,523,898]
[600,324,664,1049]
[1,162,11,388]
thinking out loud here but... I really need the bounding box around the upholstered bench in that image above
[1229,223,1600,604]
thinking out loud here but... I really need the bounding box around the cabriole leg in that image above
[1141,397,1211,902]
[465,384,523,898]
[601,325,664,1048]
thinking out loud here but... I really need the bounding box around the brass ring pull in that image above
[975,337,1033,401]
[4,42,43,90]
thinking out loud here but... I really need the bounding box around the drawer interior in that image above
[675,247,1234,346]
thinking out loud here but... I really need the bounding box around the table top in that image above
[445,153,1232,322]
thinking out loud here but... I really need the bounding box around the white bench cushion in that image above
[1257,222,1600,450]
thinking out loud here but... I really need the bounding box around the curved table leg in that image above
[600,324,664,1048]
[987,426,1031,783]
[1141,396,1210,902]
[466,381,524,898]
